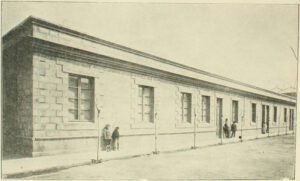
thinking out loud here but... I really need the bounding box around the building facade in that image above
[2,17,296,157]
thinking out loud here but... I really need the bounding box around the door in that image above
[266,106,269,133]
[216,98,223,138]
[289,109,294,131]
[261,105,265,134]
[261,105,269,134]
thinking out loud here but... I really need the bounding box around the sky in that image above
[1,2,298,91]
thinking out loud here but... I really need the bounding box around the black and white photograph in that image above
[1,1,298,180]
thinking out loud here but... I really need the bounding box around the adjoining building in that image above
[2,17,296,157]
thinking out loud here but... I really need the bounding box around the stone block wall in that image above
[31,50,295,156]
[31,53,101,155]
[2,42,33,156]
[9,49,295,157]
[3,46,19,156]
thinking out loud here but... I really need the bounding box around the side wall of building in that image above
[30,51,296,156]
[3,43,33,156]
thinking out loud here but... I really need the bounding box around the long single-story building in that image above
[2,17,296,157]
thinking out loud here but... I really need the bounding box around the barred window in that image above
[138,86,154,123]
[68,74,94,122]
[181,93,192,123]
[273,106,277,122]
[202,96,210,123]
[232,100,239,123]
[252,103,256,123]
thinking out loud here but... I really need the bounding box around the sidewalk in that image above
[2,149,151,178]
[1,134,290,178]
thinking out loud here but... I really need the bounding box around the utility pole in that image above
[154,112,159,154]
[193,108,197,149]
[240,116,243,142]
[256,110,258,139]
[278,106,281,136]
[267,107,270,137]
[221,115,223,144]
[93,104,101,163]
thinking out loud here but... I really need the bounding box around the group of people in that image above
[102,124,120,151]
[102,120,236,151]
[223,118,237,138]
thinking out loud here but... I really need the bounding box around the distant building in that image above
[2,17,296,157]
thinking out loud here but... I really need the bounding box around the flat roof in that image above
[3,16,296,104]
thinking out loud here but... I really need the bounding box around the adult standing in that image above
[111,127,120,151]
[102,124,111,151]
[223,119,230,138]
[231,121,237,138]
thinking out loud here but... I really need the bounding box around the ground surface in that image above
[27,135,295,180]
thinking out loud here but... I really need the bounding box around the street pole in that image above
[96,105,101,162]
[154,112,159,154]
[193,108,196,149]
[221,116,223,144]
[278,106,281,136]
[256,111,258,139]
[242,97,245,141]
[240,116,243,142]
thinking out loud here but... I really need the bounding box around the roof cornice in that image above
[2,16,296,102]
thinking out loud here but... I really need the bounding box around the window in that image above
[273,106,277,122]
[284,108,287,122]
[251,103,256,123]
[138,86,154,123]
[232,100,239,123]
[202,96,210,123]
[68,74,94,121]
[181,93,192,123]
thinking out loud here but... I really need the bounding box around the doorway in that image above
[289,109,294,131]
[266,106,269,133]
[216,98,223,138]
[261,105,269,134]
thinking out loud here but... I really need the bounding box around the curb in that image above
[2,161,92,179]
[2,153,152,179]
[2,133,293,179]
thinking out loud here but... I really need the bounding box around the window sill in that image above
[175,123,193,128]
[68,120,95,123]
[130,122,155,129]
[250,121,257,126]
[58,121,96,130]
[197,122,213,128]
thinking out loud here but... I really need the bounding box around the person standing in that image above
[102,124,111,151]
[223,119,229,138]
[231,121,237,138]
[111,127,120,151]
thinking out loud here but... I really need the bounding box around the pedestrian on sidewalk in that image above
[112,127,120,151]
[102,124,112,151]
[231,121,237,138]
[223,119,229,138]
